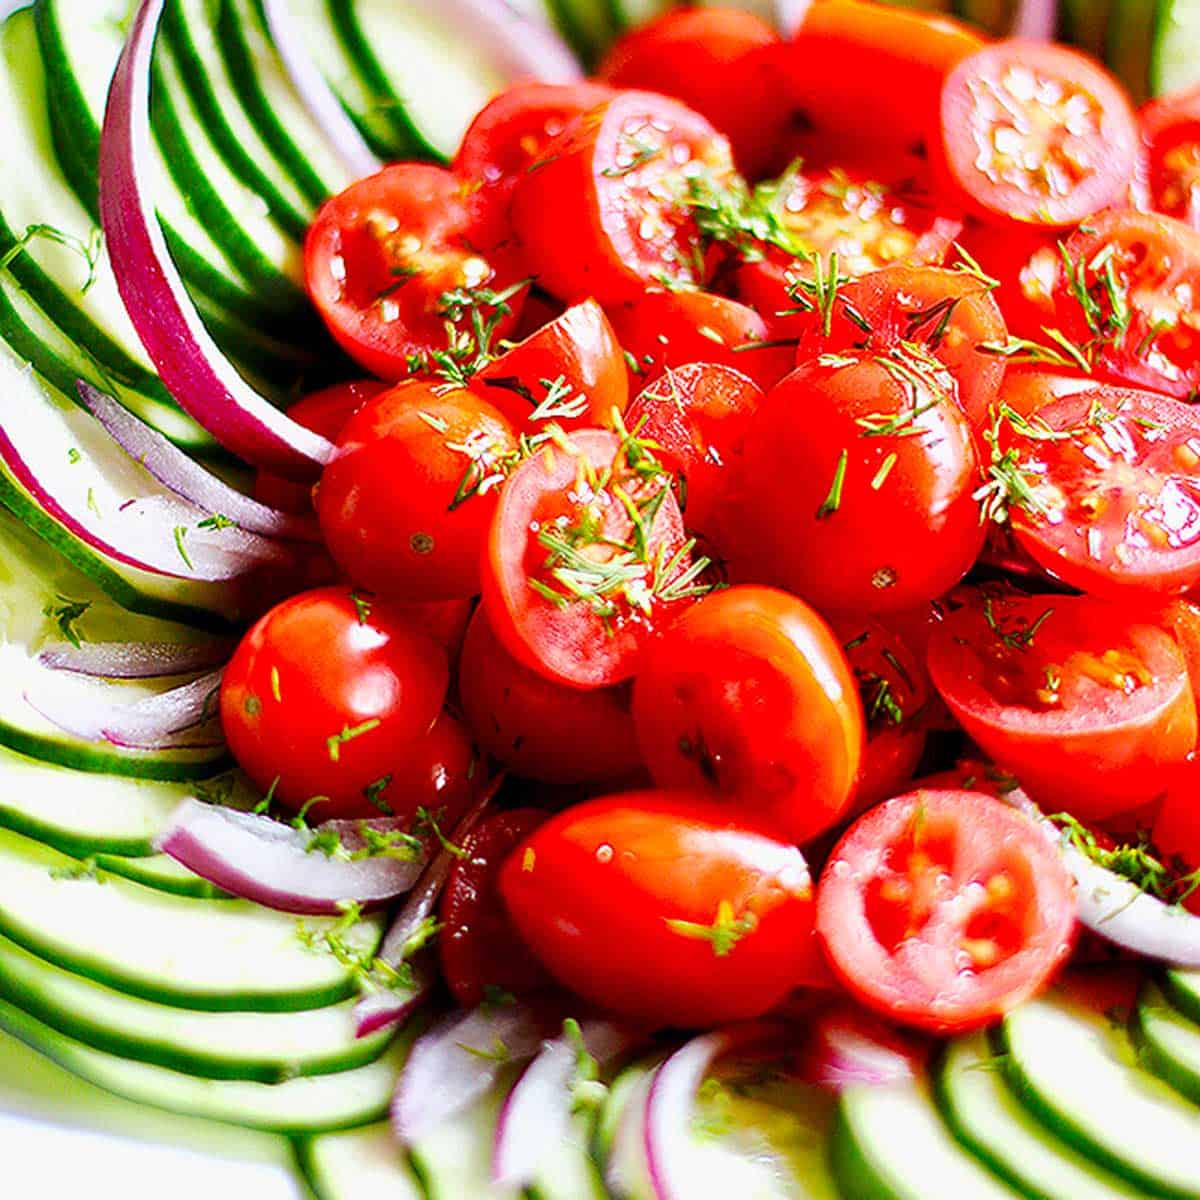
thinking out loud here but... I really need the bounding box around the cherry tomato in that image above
[219,586,449,818]
[605,288,792,391]
[1152,758,1200,913]
[624,361,763,537]
[387,712,480,830]
[957,221,1061,341]
[1159,597,1200,703]
[999,388,1200,597]
[439,808,554,1008]
[499,791,818,1028]
[305,164,527,380]
[927,590,1198,820]
[993,365,1096,420]
[596,8,780,175]
[816,788,1077,1033]
[481,428,695,689]
[934,41,1138,229]
[511,91,737,304]
[458,609,641,785]
[1140,85,1200,229]
[316,380,518,602]
[472,298,629,434]
[727,351,985,612]
[797,264,1006,432]
[633,585,863,845]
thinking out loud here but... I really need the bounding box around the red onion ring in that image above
[799,1003,928,1091]
[1011,2,1058,40]
[37,639,233,679]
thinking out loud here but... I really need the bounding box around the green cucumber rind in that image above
[1131,982,1200,1106]
[91,852,233,899]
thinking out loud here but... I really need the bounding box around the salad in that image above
[5,0,1200,1197]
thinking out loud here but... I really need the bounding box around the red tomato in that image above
[816,788,1077,1033]
[316,380,518,602]
[1160,597,1200,702]
[219,586,449,818]
[511,91,737,304]
[439,809,554,1008]
[472,298,629,434]
[388,599,473,660]
[999,388,1200,597]
[633,586,863,846]
[458,609,641,784]
[605,288,792,391]
[1140,85,1200,229]
[386,712,479,829]
[596,8,780,175]
[934,41,1138,229]
[304,164,527,380]
[727,351,985,612]
[993,365,1096,420]
[624,361,763,537]
[499,791,818,1028]
[481,428,695,688]
[927,590,1198,820]
[796,264,1006,432]
[1153,758,1200,912]
[957,221,1061,341]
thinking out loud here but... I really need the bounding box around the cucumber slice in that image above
[832,1081,1024,1200]
[407,1082,516,1200]
[298,1123,424,1200]
[92,851,231,899]
[0,995,408,1134]
[1150,0,1200,95]
[1002,994,1200,1197]
[1060,0,1114,55]
[1105,0,1155,105]
[0,826,382,1012]
[1133,981,1200,1105]
[935,1033,1146,1200]
[1162,966,1200,1025]
[0,932,392,1083]
[598,1062,656,1200]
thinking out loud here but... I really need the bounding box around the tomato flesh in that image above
[1140,86,1200,229]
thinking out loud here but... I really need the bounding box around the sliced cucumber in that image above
[597,1061,655,1200]
[1002,994,1200,1197]
[832,1080,1023,1200]
[1162,967,1200,1025]
[0,826,382,1012]
[1133,981,1200,1105]
[1059,0,1114,54]
[935,1032,1146,1200]
[1150,0,1200,95]
[1105,0,1155,105]
[92,851,231,899]
[298,1123,424,1200]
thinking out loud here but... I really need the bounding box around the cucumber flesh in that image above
[1150,0,1200,95]
[1163,966,1200,1025]
[298,1123,424,1200]
[1133,981,1200,1105]
[92,852,231,899]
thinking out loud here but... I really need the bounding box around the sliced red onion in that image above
[774,0,814,36]
[78,383,320,543]
[100,0,333,479]
[493,1021,634,1189]
[800,1004,927,1091]
[355,957,435,1040]
[37,639,232,679]
[261,0,382,180]
[1011,1,1058,40]
[155,798,429,915]
[391,1002,548,1147]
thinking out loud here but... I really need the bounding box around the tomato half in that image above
[458,608,641,785]
[511,91,737,304]
[816,788,1076,1033]
[305,163,528,380]
[633,585,864,845]
[934,41,1139,229]
[439,808,554,1008]
[927,590,1198,820]
[1140,85,1200,229]
[219,586,450,818]
[499,791,818,1028]
[1152,757,1200,913]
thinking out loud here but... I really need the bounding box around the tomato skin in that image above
[439,809,555,1008]
[1153,758,1200,913]
[472,298,629,434]
[816,788,1076,1034]
[994,366,1096,420]
[726,353,985,613]
[1139,85,1200,229]
[219,587,450,819]
[316,381,518,603]
[458,609,641,785]
[934,41,1138,229]
[511,91,736,304]
[633,586,863,846]
[304,164,527,380]
[499,791,817,1028]
[927,591,1198,821]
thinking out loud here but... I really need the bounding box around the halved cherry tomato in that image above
[816,788,1077,1033]
[219,586,450,818]
[934,41,1138,229]
[597,8,780,175]
[472,298,629,434]
[439,808,554,1007]
[305,164,528,380]
[796,264,1006,431]
[624,361,763,537]
[316,380,518,602]
[927,590,1198,820]
[481,428,695,689]
[458,609,641,784]
[633,585,863,845]
[500,791,818,1028]
[605,288,792,390]
[1140,85,1200,229]
[727,350,985,612]
[1152,757,1200,913]
[1159,597,1200,702]
[993,365,1096,420]
[511,91,737,303]
[1000,388,1200,597]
